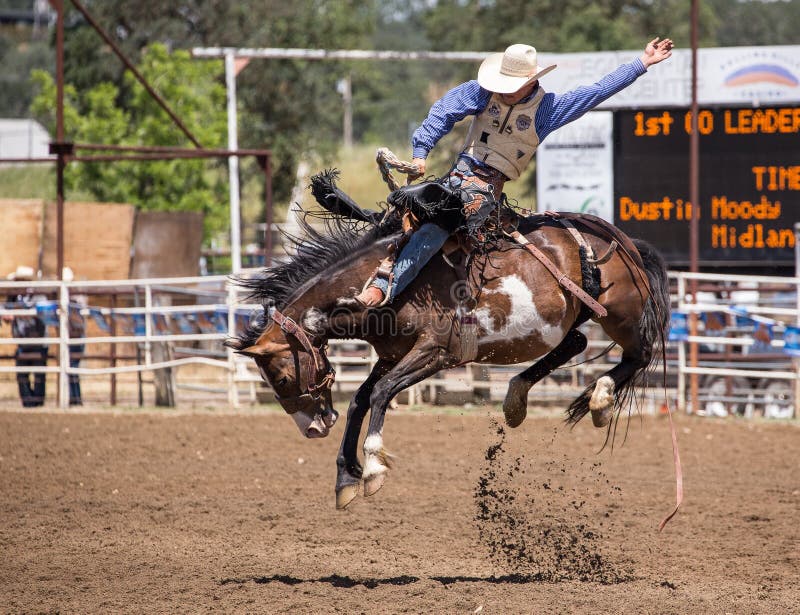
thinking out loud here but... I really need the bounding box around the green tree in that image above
[706,0,800,46]
[0,35,52,116]
[59,0,378,214]
[30,43,229,239]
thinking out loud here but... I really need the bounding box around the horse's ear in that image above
[237,345,266,358]
[235,340,290,357]
[224,338,243,351]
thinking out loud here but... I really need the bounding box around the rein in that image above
[268,306,335,414]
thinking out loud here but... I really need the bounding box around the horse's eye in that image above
[277,376,289,387]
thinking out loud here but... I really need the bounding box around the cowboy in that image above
[353,37,673,307]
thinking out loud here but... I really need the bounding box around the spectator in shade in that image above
[3,266,48,407]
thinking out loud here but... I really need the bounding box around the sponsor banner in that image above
[536,111,613,221]
[538,45,800,108]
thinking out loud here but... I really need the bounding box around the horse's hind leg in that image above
[503,328,587,428]
[568,321,652,428]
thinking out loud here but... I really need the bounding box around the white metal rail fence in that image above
[670,271,799,419]
[0,276,237,408]
[0,271,797,417]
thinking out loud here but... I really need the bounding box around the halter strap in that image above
[269,307,335,411]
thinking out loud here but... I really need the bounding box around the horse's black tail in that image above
[566,239,670,425]
[634,238,671,369]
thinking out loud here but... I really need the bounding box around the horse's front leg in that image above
[335,359,393,510]
[362,345,447,498]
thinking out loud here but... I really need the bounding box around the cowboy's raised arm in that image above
[641,37,674,68]
[535,37,673,141]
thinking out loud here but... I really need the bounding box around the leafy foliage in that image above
[59,0,378,213]
[0,36,51,116]
[31,44,229,238]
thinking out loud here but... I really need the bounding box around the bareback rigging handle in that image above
[376,147,422,191]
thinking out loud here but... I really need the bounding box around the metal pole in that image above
[192,47,491,62]
[263,156,273,268]
[688,0,700,414]
[225,51,242,273]
[52,0,68,407]
[341,74,352,149]
[54,0,64,280]
[227,282,239,408]
[58,280,70,408]
[794,222,800,419]
[109,292,117,405]
[677,276,687,414]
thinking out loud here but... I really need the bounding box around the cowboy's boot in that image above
[352,285,385,307]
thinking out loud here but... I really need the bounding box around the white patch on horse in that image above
[475,274,564,346]
[301,307,327,336]
[363,433,382,454]
[362,433,386,479]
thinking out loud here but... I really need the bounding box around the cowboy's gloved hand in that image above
[641,37,673,68]
[408,158,426,184]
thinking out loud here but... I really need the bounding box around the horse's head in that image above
[230,307,338,438]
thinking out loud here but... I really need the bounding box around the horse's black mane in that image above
[231,172,399,348]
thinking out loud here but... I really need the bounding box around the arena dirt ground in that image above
[1,407,798,614]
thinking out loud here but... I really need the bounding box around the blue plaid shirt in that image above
[411,58,647,160]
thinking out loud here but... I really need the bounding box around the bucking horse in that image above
[227,169,671,512]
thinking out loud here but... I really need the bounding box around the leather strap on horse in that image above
[269,307,335,403]
[556,213,652,297]
[549,215,598,261]
[659,398,684,531]
[508,230,608,319]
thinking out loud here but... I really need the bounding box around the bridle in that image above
[268,306,336,414]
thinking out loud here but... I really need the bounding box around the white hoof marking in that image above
[589,376,615,412]
[362,433,387,481]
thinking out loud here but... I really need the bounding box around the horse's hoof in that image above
[362,472,386,497]
[503,379,529,428]
[504,407,527,428]
[591,408,613,428]
[589,376,614,427]
[336,483,359,510]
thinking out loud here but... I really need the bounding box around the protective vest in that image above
[462,87,545,180]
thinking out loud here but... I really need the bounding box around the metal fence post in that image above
[794,222,800,419]
[58,281,70,409]
[144,283,152,366]
[227,282,240,408]
[676,275,687,414]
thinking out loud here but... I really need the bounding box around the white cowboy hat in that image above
[477,44,556,94]
[6,265,35,281]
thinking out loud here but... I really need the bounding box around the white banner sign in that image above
[538,45,800,108]
[535,111,614,221]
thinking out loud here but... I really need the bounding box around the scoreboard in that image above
[613,106,799,266]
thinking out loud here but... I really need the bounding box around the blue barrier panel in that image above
[783,325,800,357]
[668,312,688,342]
[89,308,110,332]
[35,301,59,327]
[213,308,228,333]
